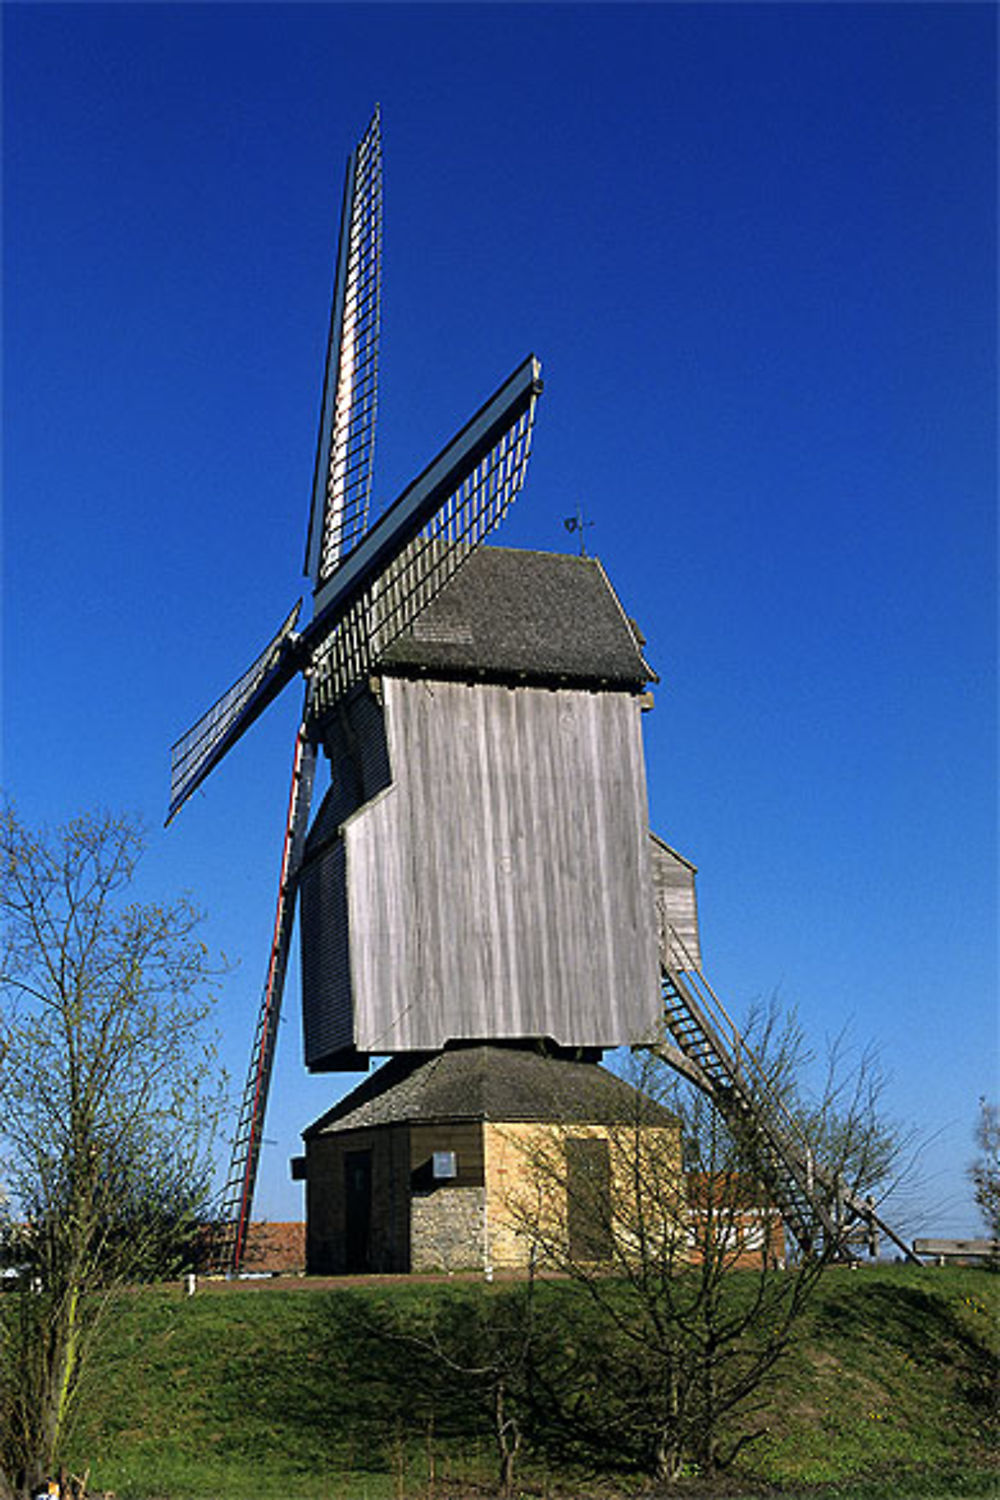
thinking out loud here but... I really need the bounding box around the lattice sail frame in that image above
[310,110,382,588]
[168,601,301,822]
[309,400,537,717]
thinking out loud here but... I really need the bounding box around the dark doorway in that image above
[566,1136,612,1261]
[344,1149,373,1272]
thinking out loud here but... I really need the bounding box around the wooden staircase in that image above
[656,927,917,1263]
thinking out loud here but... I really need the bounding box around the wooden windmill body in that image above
[299,545,694,1069]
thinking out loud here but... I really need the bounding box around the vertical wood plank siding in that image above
[338,678,661,1054]
[300,686,392,1067]
[649,835,702,969]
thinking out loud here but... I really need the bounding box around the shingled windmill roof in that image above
[378,546,655,687]
[303,1045,675,1138]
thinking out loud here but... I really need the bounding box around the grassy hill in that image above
[64,1265,997,1499]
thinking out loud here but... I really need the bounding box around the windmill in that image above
[167,109,541,1268]
[169,109,916,1272]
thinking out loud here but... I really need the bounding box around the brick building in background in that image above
[239,1222,306,1275]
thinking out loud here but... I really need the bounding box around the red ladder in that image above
[212,728,316,1272]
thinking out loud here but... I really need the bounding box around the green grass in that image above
[741,1267,998,1490]
[58,1266,998,1499]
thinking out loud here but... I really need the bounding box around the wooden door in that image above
[344,1149,373,1272]
[566,1136,612,1261]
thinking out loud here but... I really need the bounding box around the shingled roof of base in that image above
[303,1045,675,1137]
[377,547,655,687]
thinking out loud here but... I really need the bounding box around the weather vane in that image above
[564,506,595,556]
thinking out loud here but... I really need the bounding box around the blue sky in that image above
[4,3,996,1237]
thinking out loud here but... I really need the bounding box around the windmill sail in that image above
[167,601,302,823]
[167,356,542,824]
[165,109,546,1273]
[309,354,541,715]
[304,107,382,590]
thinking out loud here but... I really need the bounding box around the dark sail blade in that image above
[167,601,302,822]
[306,354,542,716]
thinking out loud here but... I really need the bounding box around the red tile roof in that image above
[239,1222,305,1274]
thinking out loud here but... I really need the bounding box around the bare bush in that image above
[0,806,225,1499]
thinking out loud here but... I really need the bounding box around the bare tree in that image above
[356,1278,539,1497]
[502,1008,909,1484]
[969,1098,1000,1248]
[0,806,225,1500]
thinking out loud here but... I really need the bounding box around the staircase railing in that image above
[657,919,918,1263]
[665,929,818,1165]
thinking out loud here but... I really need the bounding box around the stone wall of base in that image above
[411,1185,487,1271]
